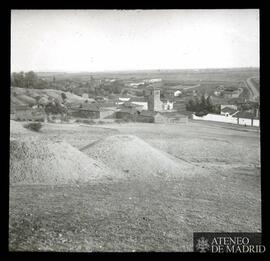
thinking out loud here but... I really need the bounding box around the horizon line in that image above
[11,66,260,74]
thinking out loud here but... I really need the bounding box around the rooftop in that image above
[221,107,238,114]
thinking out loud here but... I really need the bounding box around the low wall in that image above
[253,119,260,127]
[192,113,259,127]
[192,114,238,124]
[238,118,252,126]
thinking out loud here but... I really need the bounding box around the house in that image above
[214,90,221,96]
[220,107,238,117]
[130,101,148,110]
[69,103,100,119]
[174,90,182,97]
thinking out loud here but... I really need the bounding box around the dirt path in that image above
[245,77,260,101]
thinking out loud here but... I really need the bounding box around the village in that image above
[10,71,260,128]
[9,9,262,253]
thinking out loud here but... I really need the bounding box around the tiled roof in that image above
[221,107,237,114]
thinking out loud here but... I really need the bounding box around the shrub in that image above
[195,111,208,117]
[23,122,43,132]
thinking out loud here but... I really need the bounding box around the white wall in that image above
[192,113,260,127]
[131,102,148,110]
[192,113,238,124]
[253,119,260,127]
[238,118,252,126]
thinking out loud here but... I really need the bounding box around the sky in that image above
[11,9,259,72]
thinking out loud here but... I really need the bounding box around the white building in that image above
[163,101,174,110]
[174,90,182,97]
[131,101,148,110]
[119,97,131,102]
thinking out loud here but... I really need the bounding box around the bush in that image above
[195,111,208,117]
[23,122,43,132]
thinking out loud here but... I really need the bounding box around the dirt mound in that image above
[10,138,118,185]
[83,135,200,179]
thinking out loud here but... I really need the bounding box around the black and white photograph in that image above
[9,9,261,252]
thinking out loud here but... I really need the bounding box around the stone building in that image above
[147,89,164,112]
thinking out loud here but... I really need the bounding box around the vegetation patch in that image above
[23,122,43,132]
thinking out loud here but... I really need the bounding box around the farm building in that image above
[174,90,182,97]
[220,107,238,117]
[69,103,100,119]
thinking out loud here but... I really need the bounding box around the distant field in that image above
[37,68,259,83]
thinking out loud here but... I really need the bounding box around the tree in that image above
[24,71,38,88]
[206,95,214,112]
[61,92,67,103]
[186,95,215,114]
[200,94,207,111]
[186,99,195,111]
[11,72,25,87]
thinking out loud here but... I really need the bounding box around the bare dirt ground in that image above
[9,120,261,251]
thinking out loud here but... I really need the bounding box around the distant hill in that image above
[11,87,88,107]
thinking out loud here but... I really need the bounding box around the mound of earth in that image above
[10,138,118,185]
[83,135,201,179]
